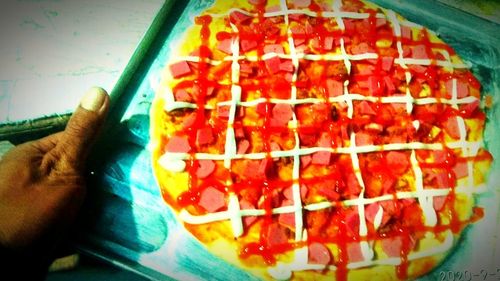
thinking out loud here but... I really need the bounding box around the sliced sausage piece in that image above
[432,150,448,164]
[166,136,191,153]
[384,76,396,94]
[265,56,281,74]
[174,89,192,102]
[381,57,394,72]
[446,79,468,98]
[244,159,270,180]
[358,100,377,115]
[346,173,361,197]
[411,45,428,59]
[258,158,270,177]
[256,102,268,115]
[380,200,399,216]
[169,61,192,78]
[317,183,340,201]
[347,242,364,263]
[376,18,387,28]
[199,187,226,212]
[271,103,293,126]
[381,236,402,257]
[409,64,427,74]
[402,45,411,57]
[229,11,252,25]
[264,44,284,54]
[196,160,216,179]
[326,79,344,97]
[217,104,231,118]
[293,0,311,8]
[444,116,461,139]
[460,99,479,117]
[283,184,308,201]
[299,132,317,146]
[196,127,214,146]
[312,151,331,165]
[301,154,312,168]
[365,203,390,228]
[243,160,261,180]
[182,113,197,129]
[431,171,452,188]
[279,60,294,72]
[241,39,258,52]
[234,124,245,138]
[381,235,416,257]
[433,195,447,211]
[318,132,332,147]
[237,139,250,154]
[355,132,374,146]
[344,210,360,237]
[308,242,331,265]
[381,176,396,194]
[278,200,295,230]
[312,36,334,51]
[456,81,470,98]
[270,141,281,152]
[452,160,468,179]
[312,133,332,165]
[386,151,410,175]
[266,223,288,248]
[351,42,374,54]
[291,25,306,46]
[400,26,412,40]
[217,38,233,55]
[239,199,257,227]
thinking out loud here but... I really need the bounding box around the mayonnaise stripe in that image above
[281,0,304,243]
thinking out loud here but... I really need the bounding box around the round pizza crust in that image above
[150,0,492,280]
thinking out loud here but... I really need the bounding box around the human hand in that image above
[0,87,109,275]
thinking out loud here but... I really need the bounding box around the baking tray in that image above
[78,1,500,280]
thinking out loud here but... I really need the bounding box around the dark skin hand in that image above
[0,87,109,278]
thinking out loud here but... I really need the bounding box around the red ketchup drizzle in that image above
[236,1,297,265]
[176,15,213,208]
[335,211,350,281]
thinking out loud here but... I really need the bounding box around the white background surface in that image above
[0,0,164,124]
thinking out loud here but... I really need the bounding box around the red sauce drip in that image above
[241,241,295,265]
[175,15,214,207]
[395,227,412,280]
[366,10,378,47]
[335,212,350,281]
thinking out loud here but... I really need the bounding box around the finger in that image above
[53,87,109,170]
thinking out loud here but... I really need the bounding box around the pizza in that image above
[149,0,493,280]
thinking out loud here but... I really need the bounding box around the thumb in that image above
[56,87,109,169]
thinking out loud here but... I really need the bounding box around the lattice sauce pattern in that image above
[153,0,492,279]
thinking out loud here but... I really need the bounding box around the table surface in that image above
[0,0,165,132]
